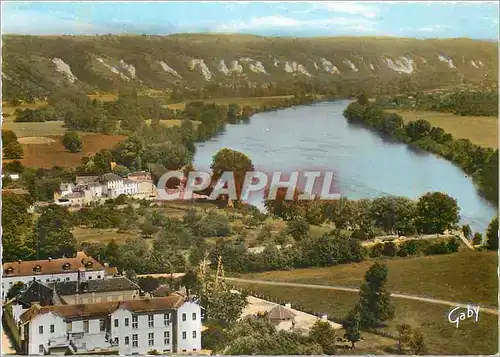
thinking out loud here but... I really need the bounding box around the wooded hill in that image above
[2,34,498,101]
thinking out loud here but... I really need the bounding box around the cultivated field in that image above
[230,282,497,355]
[235,251,498,307]
[6,134,126,168]
[165,95,295,110]
[387,109,498,149]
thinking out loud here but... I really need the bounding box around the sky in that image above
[1,1,499,39]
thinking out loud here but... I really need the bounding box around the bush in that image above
[382,242,398,257]
[398,240,418,257]
[197,212,231,237]
[370,243,384,258]
[62,131,83,153]
[286,218,310,241]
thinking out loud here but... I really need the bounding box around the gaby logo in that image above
[156,170,341,201]
[447,305,480,328]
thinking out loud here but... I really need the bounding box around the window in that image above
[192,331,197,339]
[192,313,196,321]
[88,276,92,280]
[164,313,170,326]
[125,336,130,345]
[125,318,129,327]
[83,321,89,333]
[132,334,138,347]
[114,319,119,328]
[39,345,44,353]
[65,277,70,281]
[67,322,72,332]
[97,275,101,279]
[132,315,138,329]
[182,331,186,340]
[182,313,186,322]
[148,315,154,328]
[148,333,154,346]
[39,326,44,334]
[164,332,170,345]
[99,319,105,332]
[114,337,119,345]
[50,325,55,333]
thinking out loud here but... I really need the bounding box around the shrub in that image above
[369,243,384,258]
[62,131,83,153]
[382,242,398,257]
[286,218,310,241]
[197,212,231,237]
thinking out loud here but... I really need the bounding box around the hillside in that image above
[2,34,498,101]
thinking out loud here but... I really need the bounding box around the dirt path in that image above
[225,277,498,315]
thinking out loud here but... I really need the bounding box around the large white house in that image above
[17,295,202,355]
[2,252,106,299]
[100,173,139,198]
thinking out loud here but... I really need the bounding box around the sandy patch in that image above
[18,137,56,145]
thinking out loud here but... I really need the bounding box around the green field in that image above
[230,282,498,355]
[387,109,498,149]
[235,251,498,307]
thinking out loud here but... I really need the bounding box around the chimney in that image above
[285,303,292,309]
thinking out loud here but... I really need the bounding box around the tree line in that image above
[375,89,498,116]
[343,95,498,205]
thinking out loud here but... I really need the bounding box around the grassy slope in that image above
[230,282,498,355]
[387,109,498,149]
[235,251,498,307]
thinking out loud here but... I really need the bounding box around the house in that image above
[2,252,106,299]
[100,173,139,198]
[127,171,156,199]
[56,191,85,208]
[16,295,202,355]
[266,304,297,331]
[52,277,140,305]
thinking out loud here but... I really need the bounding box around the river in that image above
[193,100,496,233]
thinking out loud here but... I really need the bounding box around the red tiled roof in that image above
[3,252,104,277]
[20,295,185,323]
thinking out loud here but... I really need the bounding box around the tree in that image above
[62,131,83,153]
[461,224,472,240]
[472,232,483,246]
[416,192,460,234]
[343,306,361,348]
[204,289,248,328]
[485,216,498,251]
[309,320,337,354]
[210,148,254,199]
[286,218,310,241]
[357,92,369,106]
[409,329,427,355]
[34,205,77,259]
[382,241,397,257]
[140,220,159,238]
[138,277,161,293]
[2,193,36,262]
[6,282,25,300]
[181,269,199,297]
[396,324,413,354]
[358,262,395,327]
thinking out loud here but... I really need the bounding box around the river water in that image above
[194,100,496,233]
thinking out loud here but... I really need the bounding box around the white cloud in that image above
[307,2,381,19]
[399,24,446,33]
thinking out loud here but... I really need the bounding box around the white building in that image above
[100,173,139,198]
[2,252,106,299]
[17,295,202,355]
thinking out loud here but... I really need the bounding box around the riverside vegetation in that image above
[343,92,499,205]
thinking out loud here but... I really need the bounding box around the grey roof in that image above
[52,277,139,296]
[16,280,56,308]
[267,305,296,321]
[99,173,123,183]
[76,175,99,184]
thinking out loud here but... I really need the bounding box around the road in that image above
[225,277,498,316]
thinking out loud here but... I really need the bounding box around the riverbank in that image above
[343,100,498,207]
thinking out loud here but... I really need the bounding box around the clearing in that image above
[234,251,497,307]
[5,134,126,168]
[387,109,498,149]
